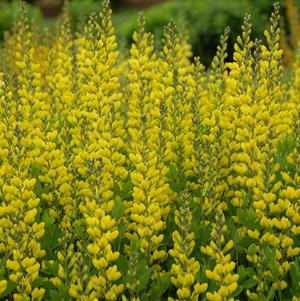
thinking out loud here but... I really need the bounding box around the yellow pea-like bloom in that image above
[31,287,45,300]
[6,260,20,271]
[0,1,299,299]
[0,280,7,294]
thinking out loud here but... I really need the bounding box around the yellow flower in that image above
[177,287,190,299]
[69,285,79,298]
[107,265,121,282]
[247,229,260,239]
[223,240,234,253]
[26,263,40,276]
[24,208,37,224]
[205,270,221,282]
[6,260,20,271]
[246,178,256,188]
[0,280,7,294]
[206,291,222,301]
[32,287,45,300]
[87,243,100,255]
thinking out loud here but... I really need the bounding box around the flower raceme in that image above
[0,1,300,300]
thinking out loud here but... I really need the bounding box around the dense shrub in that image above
[0,1,300,300]
[115,0,300,65]
[117,0,269,65]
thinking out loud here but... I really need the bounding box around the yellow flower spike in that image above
[0,1,299,299]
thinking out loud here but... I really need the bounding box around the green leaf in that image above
[41,260,59,277]
[169,180,181,193]
[247,243,257,256]
[113,182,121,196]
[41,280,57,291]
[236,208,259,229]
[140,292,149,301]
[149,274,170,299]
[30,162,43,177]
[191,205,202,233]
[57,283,70,301]
[112,202,125,219]
[264,245,275,263]
[178,170,187,189]
[32,277,44,287]
[121,180,133,199]
[266,287,276,301]
[73,220,85,239]
[166,163,177,180]
[264,246,280,281]
[236,236,255,250]
[195,223,211,249]
[130,240,140,251]
[116,254,129,275]
[41,212,61,257]
[137,268,152,291]
[237,266,255,282]
[242,279,257,289]
[118,221,126,238]
[236,208,247,225]
[34,180,43,198]
[227,202,236,216]
[290,259,300,289]
[137,254,147,273]
[49,289,61,301]
[232,285,243,297]
[58,112,64,130]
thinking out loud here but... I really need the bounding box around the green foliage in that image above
[68,0,101,32]
[0,1,42,41]
[115,0,270,65]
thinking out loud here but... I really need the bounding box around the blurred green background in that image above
[0,0,299,66]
